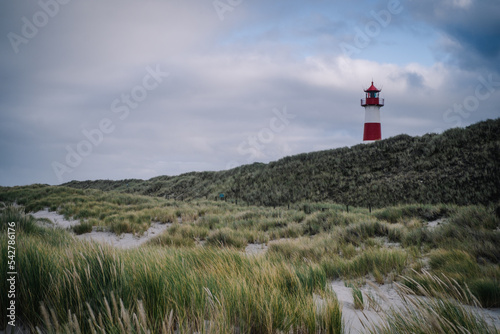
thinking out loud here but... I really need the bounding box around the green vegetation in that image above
[346,283,364,310]
[0,185,210,234]
[72,221,93,235]
[1,119,499,333]
[1,206,342,333]
[206,228,248,249]
[61,118,500,207]
[1,187,499,332]
[0,205,38,234]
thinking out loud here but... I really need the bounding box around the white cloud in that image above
[449,0,473,9]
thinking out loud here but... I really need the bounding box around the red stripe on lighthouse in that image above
[363,123,381,141]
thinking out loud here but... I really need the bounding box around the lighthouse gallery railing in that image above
[361,98,384,106]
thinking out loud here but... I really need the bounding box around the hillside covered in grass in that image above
[63,118,500,207]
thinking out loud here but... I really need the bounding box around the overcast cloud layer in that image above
[1,0,499,186]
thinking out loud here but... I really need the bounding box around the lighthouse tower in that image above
[361,81,384,141]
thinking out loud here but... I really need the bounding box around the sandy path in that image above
[31,208,80,228]
[77,222,171,249]
[31,209,171,249]
[330,280,399,333]
[330,280,500,334]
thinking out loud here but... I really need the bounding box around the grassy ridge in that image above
[62,118,500,207]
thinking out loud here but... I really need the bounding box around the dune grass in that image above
[346,283,364,310]
[0,207,342,333]
[72,221,93,235]
[369,271,499,334]
[1,186,499,332]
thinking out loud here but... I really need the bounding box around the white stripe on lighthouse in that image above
[364,106,381,123]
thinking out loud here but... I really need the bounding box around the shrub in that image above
[402,227,432,247]
[72,221,93,235]
[0,206,38,234]
[173,224,209,240]
[303,211,346,235]
[303,203,313,214]
[340,220,403,245]
[450,205,499,230]
[268,236,339,263]
[321,248,408,279]
[429,249,480,279]
[148,233,195,248]
[242,230,269,244]
[110,220,133,235]
[373,204,451,223]
[470,278,500,308]
[279,222,304,238]
[197,215,219,229]
[206,228,247,249]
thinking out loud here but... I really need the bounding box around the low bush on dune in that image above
[72,221,94,235]
[206,228,248,249]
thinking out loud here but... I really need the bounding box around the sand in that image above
[76,222,171,249]
[427,218,447,229]
[31,209,171,249]
[330,280,401,333]
[244,242,268,255]
[244,238,295,256]
[31,208,80,228]
[330,280,500,334]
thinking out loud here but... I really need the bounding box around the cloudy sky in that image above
[1,0,499,186]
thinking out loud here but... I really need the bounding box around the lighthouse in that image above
[361,81,384,141]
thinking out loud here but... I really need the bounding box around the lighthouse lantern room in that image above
[361,81,384,141]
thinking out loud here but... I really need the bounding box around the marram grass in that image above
[1,193,500,332]
[0,229,343,333]
[368,271,499,334]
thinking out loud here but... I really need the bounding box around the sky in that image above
[1,0,499,186]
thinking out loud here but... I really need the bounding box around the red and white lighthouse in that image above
[361,81,384,141]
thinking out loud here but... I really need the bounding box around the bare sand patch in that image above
[31,209,171,249]
[245,243,268,255]
[427,218,447,229]
[31,208,80,228]
[330,280,500,334]
[244,238,296,256]
[77,222,171,249]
